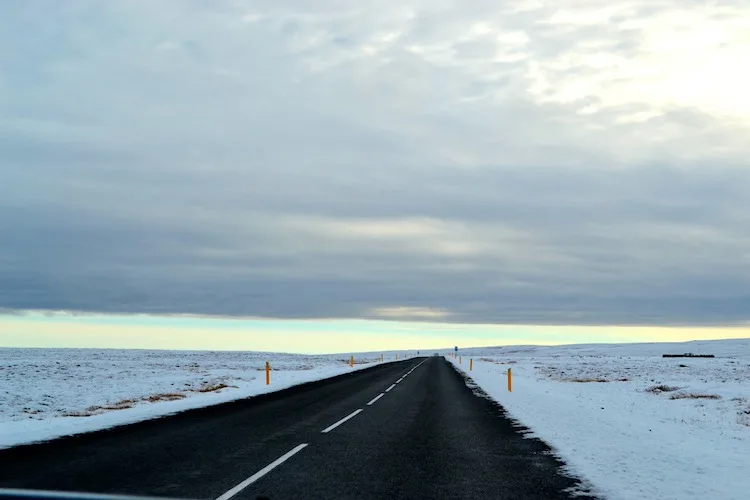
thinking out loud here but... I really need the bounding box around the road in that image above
[0,357,595,500]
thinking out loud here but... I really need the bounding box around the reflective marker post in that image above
[507,368,512,392]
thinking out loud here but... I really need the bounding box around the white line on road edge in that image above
[385,383,396,392]
[396,377,404,383]
[321,409,363,433]
[215,443,308,500]
[367,393,385,406]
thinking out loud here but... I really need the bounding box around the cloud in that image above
[1,0,750,327]
[369,307,453,320]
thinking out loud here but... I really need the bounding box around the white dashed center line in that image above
[367,393,385,406]
[215,443,308,500]
[321,409,363,433]
[216,359,429,497]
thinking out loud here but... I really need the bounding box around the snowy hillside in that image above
[0,348,398,448]
[448,338,750,500]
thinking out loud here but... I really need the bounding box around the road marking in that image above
[321,408,363,433]
[367,393,385,406]
[396,377,404,383]
[215,443,308,500]
[385,383,396,392]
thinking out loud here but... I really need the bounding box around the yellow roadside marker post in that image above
[507,368,513,392]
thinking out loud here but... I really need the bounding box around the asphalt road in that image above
[0,357,595,500]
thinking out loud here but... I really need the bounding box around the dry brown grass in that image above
[564,377,630,383]
[646,385,681,394]
[193,383,233,393]
[478,358,517,364]
[61,410,96,417]
[669,393,721,400]
[60,399,138,417]
[100,401,135,410]
[146,393,187,402]
[113,398,138,406]
[60,392,192,418]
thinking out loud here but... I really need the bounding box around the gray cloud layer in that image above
[2,0,750,325]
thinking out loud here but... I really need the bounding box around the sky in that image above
[2,1,750,350]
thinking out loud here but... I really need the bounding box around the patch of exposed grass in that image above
[61,410,96,417]
[646,384,680,394]
[114,398,138,406]
[669,393,721,400]
[564,377,630,383]
[339,359,370,365]
[478,358,517,365]
[100,401,135,410]
[59,393,191,418]
[146,393,187,402]
[193,383,234,393]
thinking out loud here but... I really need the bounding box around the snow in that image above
[447,339,750,500]
[4,340,749,499]
[0,348,394,449]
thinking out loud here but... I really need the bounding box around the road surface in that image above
[0,357,595,499]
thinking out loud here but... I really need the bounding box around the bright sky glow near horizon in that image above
[2,312,748,353]
[2,1,750,350]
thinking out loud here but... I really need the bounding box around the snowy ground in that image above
[447,339,750,500]
[4,341,749,499]
[0,348,398,449]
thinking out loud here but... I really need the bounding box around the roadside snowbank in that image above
[0,348,392,448]
[448,339,750,500]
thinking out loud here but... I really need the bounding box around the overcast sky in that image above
[2,0,750,327]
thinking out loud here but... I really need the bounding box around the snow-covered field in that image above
[4,340,749,499]
[0,348,394,449]
[447,339,750,500]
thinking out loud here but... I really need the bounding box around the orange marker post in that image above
[350,355,354,368]
[470,358,473,371]
[507,368,513,392]
[459,356,462,365]
[265,361,271,385]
